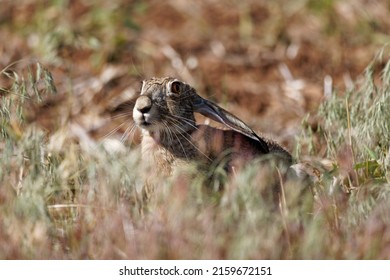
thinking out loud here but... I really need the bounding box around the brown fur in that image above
[133,77,292,177]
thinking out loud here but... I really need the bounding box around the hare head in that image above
[133,77,198,135]
[133,77,292,174]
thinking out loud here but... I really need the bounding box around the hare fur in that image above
[133,77,292,177]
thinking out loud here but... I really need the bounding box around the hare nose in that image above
[135,96,152,114]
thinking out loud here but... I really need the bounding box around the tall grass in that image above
[1,54,390,259]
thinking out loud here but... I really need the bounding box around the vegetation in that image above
[0,0,390,259]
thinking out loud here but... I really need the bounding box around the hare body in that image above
[133,77,292,177]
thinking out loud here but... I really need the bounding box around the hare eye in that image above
[170,81,181,94]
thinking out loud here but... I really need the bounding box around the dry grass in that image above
[1,0,390,259]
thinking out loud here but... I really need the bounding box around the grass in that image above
[1,54,390,259]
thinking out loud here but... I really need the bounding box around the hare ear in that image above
[193,96,269,153]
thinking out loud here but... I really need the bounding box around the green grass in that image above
[1,55,390,259]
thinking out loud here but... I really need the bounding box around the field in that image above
[1,0,390,259]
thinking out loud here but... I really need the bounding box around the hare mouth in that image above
[134,115,152,128]
[139,121,152,128]
[138,120,160,131]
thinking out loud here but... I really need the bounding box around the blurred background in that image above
[1,0,390,152]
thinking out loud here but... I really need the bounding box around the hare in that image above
[132,77,292,179]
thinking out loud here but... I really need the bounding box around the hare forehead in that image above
[141,79,172,99]
[142,82,165,95]
[142,77,173,91]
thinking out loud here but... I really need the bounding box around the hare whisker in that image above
[161,120,174,144]
[120,123,136,144]
[126,124,138,146]
[162,121,189,160]
[171,113,197,124]
[165,115,198,131]
[101,121,128,140]
[168,121,212,162]
[95,114,133,128]
[109,112,134,120]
